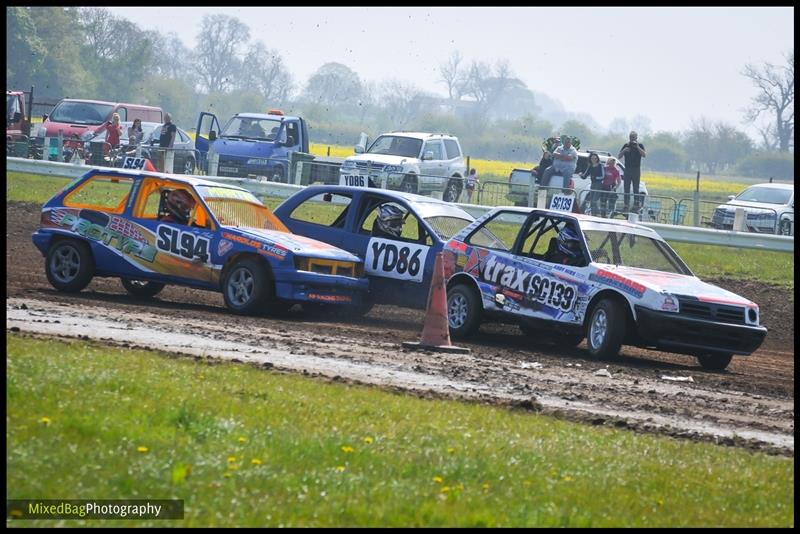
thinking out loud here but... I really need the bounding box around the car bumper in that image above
[274,270,370,305]
[634,305,767,356]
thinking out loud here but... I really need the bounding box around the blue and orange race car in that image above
[32,169,369,314]
[274,185,475,312]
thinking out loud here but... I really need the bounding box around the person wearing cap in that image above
[541,135,578,188]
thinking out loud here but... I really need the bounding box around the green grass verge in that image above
[7,334,794,527]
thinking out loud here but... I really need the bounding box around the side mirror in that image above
[422,151,434,161]
[354,145,364,154]
[355,132,369,153]
[42,114,48,121]
[727,194,735,201]
[209,130,217,142]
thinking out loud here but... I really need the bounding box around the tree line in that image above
[6,7,794,179]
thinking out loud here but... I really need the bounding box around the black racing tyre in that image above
[401,175,417,194]
[447,284,482,339]
[697,353,733,371]
[222,258,272,315]
[121,278,165,298]
[585,298,625,359]
[443,179,462,203]
[518,322,538,336]
[45,239,95,292]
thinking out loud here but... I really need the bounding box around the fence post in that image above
[732,207,746,232]
[692,171,700,227]
[527,173,536,207]
[164,149,174,173]
[56,129,64,162]
[536,188,547,208]
[209,145,218,176]
[294,161,303,185]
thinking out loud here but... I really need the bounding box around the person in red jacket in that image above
[105,113,123,149]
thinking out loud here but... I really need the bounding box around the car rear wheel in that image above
[697,353,733,371]
[586,299,625,359]
[45,239,94,292]
[183,155,196,175]
[121,278,165,298]
[222,258,272,315]
[447,284,482,339]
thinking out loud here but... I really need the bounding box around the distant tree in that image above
[684,118,752,174]
[377,80,428,129]
[145,77,198,128]
[645,132,688,172]
[438,51,467,101]
[742,51,794,152]
[149,31,198,87]
[7,7,46,88]
[302,62,364,111]
[237,42,293,106]
[195,14,250,94]
[735,152,794,181]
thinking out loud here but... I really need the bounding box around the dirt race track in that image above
[6,202,795,455]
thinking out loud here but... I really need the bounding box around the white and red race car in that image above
[443,207,767,370]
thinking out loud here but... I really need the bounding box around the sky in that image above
[108,6,793,139]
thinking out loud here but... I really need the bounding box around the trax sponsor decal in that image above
[588,269,645,298]
[156,225,210,263]
[365,238,429,282]
[217,239,233,257]
[50,209,157,263]
[480,255,577,312]
[307,293,353,303]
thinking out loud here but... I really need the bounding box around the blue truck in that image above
[194,109,309,182]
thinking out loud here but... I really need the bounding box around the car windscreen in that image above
[583,229,691,275]
[221,117,283,140]
[425,216,473,240]
[735,186,792,205]
[196,185,288,232]
[49,101,114,125]
[367,136,423,158]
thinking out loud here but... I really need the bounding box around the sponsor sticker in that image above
[217,239,233,257]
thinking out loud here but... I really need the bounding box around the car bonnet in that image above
[234,227,362,263]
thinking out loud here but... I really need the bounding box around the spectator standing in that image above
[105,113,123,149]
[465,168,479,202]
[617,131,646,213]
[158,113,177,172]
[580,152,605,216]
[600,157,622,218]
[127,118,144,148]
[541,135,578,188]
[533,149,555,184]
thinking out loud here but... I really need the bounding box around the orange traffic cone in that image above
[402,251,470,354]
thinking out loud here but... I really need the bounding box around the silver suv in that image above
[710,182,794,235]
[339,132,467,202]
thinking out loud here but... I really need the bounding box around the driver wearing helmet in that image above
[371,204,404,239]
[159,188,196,226]
[544,225,584,266]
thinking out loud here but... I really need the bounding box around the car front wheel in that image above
[586,299,625,359]
[401,175,417,194]
[779,218,792,236]
[447,284,482,339]
[697,353,733,371]
[183,155,196,175]
[45,239,94,292]
[443,179,462,203]
[222,258,272,315]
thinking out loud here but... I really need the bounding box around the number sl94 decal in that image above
[157,225,210,263]
[481,255,576,312]
[365,238,429,282]
[122,157,147,170]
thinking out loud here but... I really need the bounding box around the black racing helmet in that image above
[375,204,404,238]
[165,189,196,224]
[557,226,582,258]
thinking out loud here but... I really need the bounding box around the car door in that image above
[194,112,221,171]
[277,190,355,249]
[130,178,216,286]
[347,194,434,307]
[420,140,446,190]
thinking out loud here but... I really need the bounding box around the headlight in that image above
[384,164,403,173]
[340,160,356,170]
[657,293,679,313]
[745,307,759,325]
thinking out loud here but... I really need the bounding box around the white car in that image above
[710,183,794,236]
[443,207,766,370]
[339,132,467,203]
[508,150,648,214]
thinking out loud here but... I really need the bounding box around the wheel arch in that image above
[220,251,275,290]
[446,273,484,311]
[584,289,635,331]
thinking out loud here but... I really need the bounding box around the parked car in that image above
[508,149,649,213]
[32,169,369,315]
[141,124,199,175]
[709,183,794,235]
[339,132,467,203]
[274,185,475,312]
[442,207,766,370]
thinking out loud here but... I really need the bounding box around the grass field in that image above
[6,171,793,289]
[7,334,794,527]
